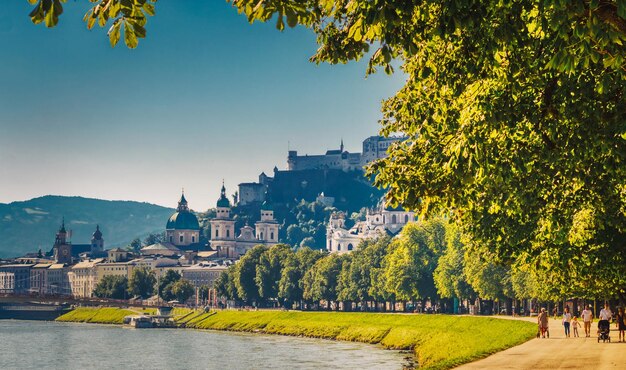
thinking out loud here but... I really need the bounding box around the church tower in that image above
[210,183,237,257]
[91,225,104,253]
[53,219,72,264]
[255,194,279,244]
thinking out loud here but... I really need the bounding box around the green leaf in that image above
[108,20,122,47]
[276,14,284,31]
[133,23,146,39]
[124,21,138,49]
[143,2,156,16]
[44,1,57,27]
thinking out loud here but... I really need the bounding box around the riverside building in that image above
[326,201,415,253]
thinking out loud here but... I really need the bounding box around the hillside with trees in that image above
[0,196,173,258]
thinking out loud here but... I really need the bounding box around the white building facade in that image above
[326,202,415,254]
[210,185,280,258]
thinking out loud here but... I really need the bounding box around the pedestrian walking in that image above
[571,316,581,337]
[616,307,626,342]
[598,302,613,335]
[581,304,593,337]
[562,306,572,338]
[553,306,558,320]
[538,307,549,338]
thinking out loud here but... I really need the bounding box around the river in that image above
[0,321,407,369]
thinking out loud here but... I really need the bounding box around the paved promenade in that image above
[455,316,625,369]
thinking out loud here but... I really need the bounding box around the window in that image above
[348,244,353,251]
[338,244,341,251]
[270,232,274,240]
[180,235,184,243]
[392,215,397,224]
[226,230,230,238]
[405,215,409,223]
[169,236,173,243]
[192,236,195,243]
[215,229,219,238]
[260,232,264,240]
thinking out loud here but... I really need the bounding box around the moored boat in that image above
[123,315,153,328]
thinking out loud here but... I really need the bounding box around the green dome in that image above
[217,196,230,208]
[166,211,200,230]
[261,201,273,211]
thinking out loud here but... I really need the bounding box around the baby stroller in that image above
[597,320,611,342]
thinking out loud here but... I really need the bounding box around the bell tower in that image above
[91,225,104,253]
[210,182,237,257]
[53,219,72,264]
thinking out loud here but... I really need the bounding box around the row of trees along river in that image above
[215,217,624,314]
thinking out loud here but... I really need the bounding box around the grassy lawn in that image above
[57,308,535,369]
[56,307,136,324]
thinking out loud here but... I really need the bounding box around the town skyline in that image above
[0,2,404,209]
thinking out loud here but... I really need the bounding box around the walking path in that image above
[455,316,625,369]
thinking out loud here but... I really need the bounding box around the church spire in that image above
[217,180,231,208]
[177,189,189,212]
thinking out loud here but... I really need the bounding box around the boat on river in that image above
[123,314,176,328]
[123,315,154,328]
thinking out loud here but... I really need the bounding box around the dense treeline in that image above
[215,218,585,312]
[94,267,195,303]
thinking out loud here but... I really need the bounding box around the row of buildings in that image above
[0,186,281,299]
[1,135,416,299]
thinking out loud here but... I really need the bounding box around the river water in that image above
[0,321,406,369]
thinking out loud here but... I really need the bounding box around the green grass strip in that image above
[56,307,136,324]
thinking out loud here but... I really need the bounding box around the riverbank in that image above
[56,308,535,369]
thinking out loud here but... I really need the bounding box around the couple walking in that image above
[537,306,577,338]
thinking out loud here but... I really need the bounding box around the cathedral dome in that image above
[166,192,200,230]
[166,211,200,230]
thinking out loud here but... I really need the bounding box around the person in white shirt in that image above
[581,305,593,337]
[599,303,613,321]
[598,303,613,336]
[562,306,572,337]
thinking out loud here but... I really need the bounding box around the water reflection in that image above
[0,321,406,369]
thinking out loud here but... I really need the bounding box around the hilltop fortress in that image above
[287,135,406,172]
[238,135,406,209]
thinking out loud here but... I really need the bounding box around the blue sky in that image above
[0,1,404,210]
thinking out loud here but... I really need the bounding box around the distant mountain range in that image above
[0,196,174,258]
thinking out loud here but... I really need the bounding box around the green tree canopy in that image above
[93,275,128,300]
[215,267,239,301]
[303,253,344,307]
[128,267,156,299]
[228,0,625,299]
[235,245,268,304]
[278,246,325,306]
[433,222,476,300]
[255,244,293,301]
[158,269,182,302]
[171,279,195,303]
